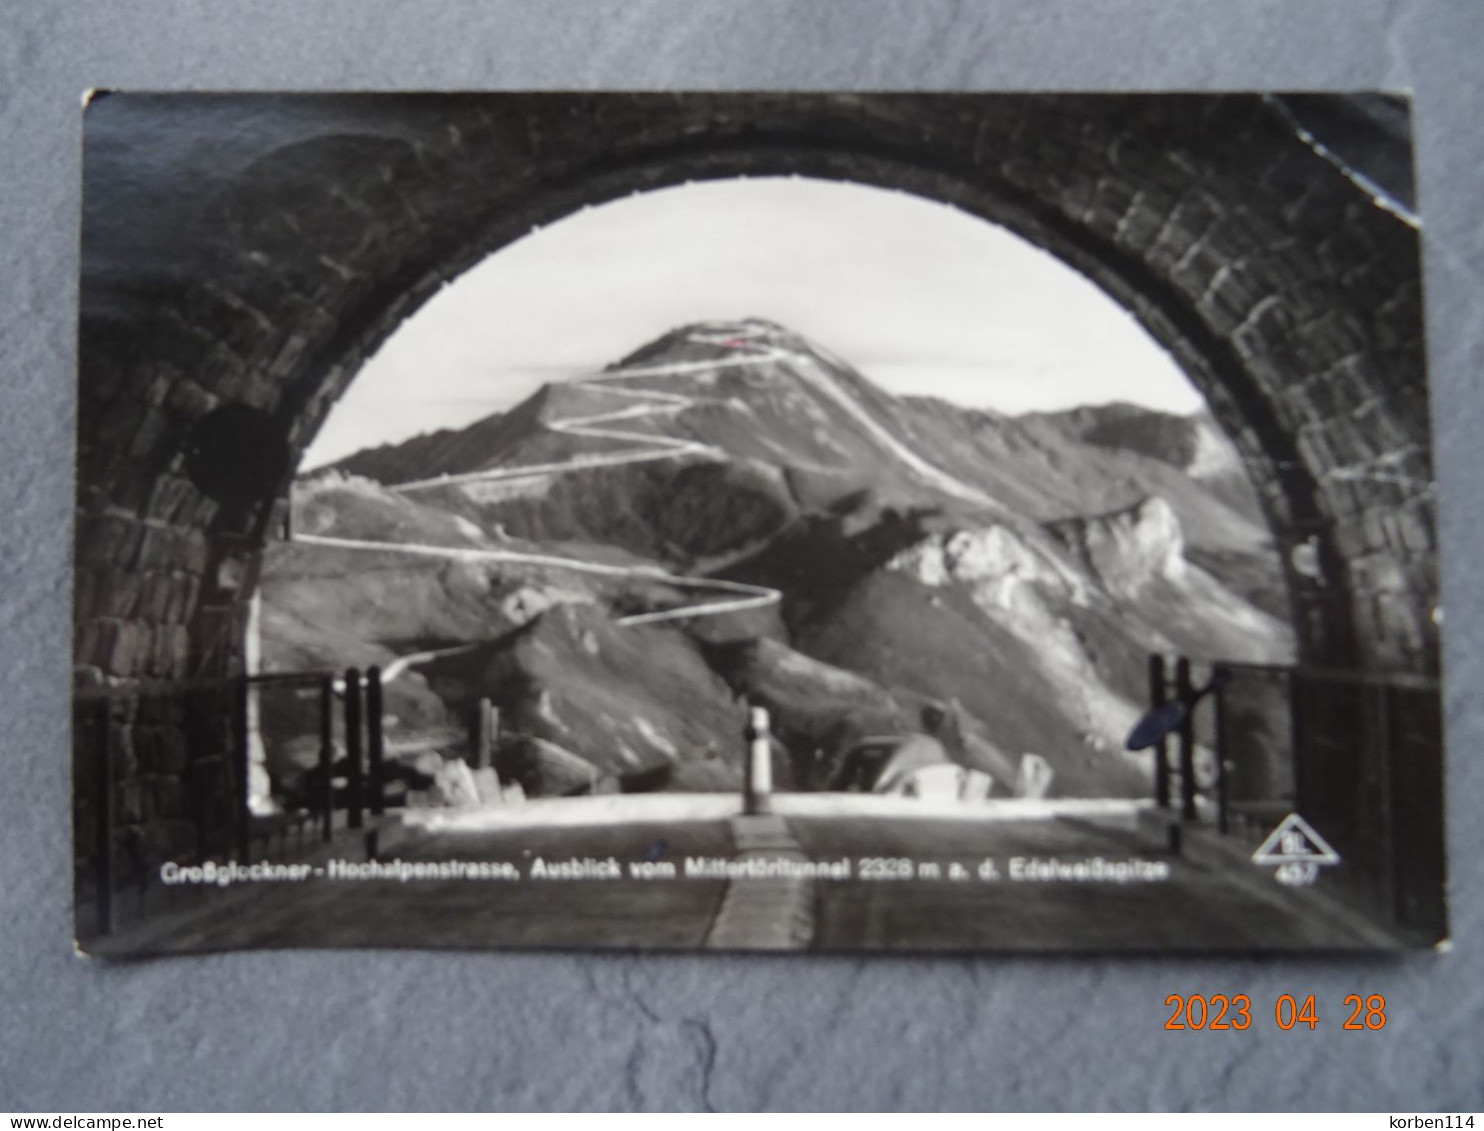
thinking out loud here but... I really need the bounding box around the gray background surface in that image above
[2,0,1481,1112]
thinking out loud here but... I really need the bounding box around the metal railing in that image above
[1144,653,1445,936]
[73,666,388,937]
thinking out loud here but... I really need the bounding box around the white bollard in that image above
[744,705,773,815]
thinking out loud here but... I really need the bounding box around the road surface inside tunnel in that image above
[84,803,1399,956]
[792,812,1401,951]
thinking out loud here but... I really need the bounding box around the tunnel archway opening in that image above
[255,171,1317,809]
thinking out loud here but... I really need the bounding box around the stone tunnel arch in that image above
[75,93,1435,687]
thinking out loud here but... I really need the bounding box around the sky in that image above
[301,177,1202,469]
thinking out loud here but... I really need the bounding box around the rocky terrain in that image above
[258,319,1294,805]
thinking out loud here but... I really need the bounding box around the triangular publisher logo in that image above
[1251,813,1341,866]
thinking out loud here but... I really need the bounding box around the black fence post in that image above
[1213,664,1230,835]
[318,676,335,842]
[185,688,209,865]
[1375,683,1397,922]
[231,675,252,863]
[366,665,385,817]
[1176,656,1197,821]
[1149,654,1170,809]
[1288,669,1306,817]
[93,698,114,937]
[343,668,364,830]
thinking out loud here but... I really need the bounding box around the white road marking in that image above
[391,353,777,493]
[290,531,780,628]
[399,791,1152,831]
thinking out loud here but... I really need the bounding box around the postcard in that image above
[72,92,1445,954]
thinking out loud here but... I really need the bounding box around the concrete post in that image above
[243,589,271,815]
[744,705,773,815]
[473,697,497,769]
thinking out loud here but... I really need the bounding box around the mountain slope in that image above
[264,318,1296,803]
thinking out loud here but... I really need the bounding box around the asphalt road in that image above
[87,821,735,956]
[85,811,1398,957]
[789,814,1398,952]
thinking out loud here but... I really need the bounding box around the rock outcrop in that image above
[1048,497,1186,598]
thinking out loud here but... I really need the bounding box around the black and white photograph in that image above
[72,91,1446,955]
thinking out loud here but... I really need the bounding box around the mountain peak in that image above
[610,318,797,370]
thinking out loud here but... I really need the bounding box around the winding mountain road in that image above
[297,332,793,647]
[295,327,999,661]
[388,348,780,493]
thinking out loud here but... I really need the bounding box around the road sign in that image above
[1252,813,1341,866]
